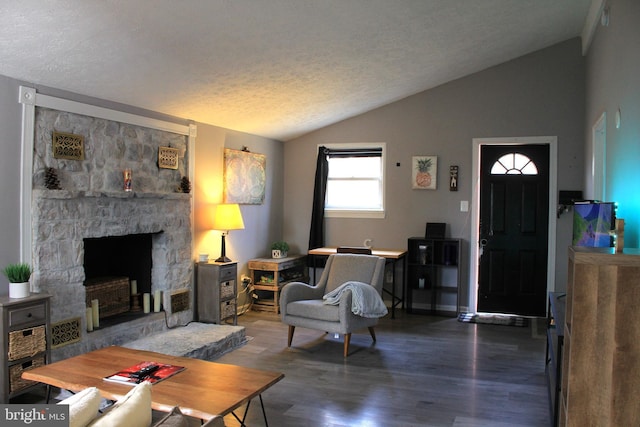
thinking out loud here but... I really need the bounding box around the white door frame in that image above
[469,136,558,313]
[591,113,606,201]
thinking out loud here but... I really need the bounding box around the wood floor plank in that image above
[15,310,549,426]
[215,310,550,427]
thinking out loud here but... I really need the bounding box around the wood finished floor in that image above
[17,310,550,426]
[215,310,550,427]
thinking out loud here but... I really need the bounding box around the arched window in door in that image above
[490,152,538,175]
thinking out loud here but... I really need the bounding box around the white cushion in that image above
[57,386,102,427]
[88,382,152,427]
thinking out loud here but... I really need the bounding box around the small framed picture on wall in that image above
[450,165,458,191]
[412,156,437,190]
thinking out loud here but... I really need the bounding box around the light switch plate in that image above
[460,201,469,212]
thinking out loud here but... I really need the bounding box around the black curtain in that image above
[308,146,329,251]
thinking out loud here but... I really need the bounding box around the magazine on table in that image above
[104,361,185,385]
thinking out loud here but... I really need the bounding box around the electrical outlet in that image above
[385,269,393,284]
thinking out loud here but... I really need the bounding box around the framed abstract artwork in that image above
[223,148,266,204]
[412,155,437,190]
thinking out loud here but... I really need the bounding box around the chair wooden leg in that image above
[288,325,295,348]
[343,333,351,357]
[368,327,377,342]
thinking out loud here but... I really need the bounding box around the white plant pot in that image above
[272,250,287,259]
[9,281,30,299]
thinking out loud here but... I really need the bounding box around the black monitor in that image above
[425,222,446,239]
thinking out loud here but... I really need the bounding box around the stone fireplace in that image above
[83,233,155,322]
[29,106,194,361]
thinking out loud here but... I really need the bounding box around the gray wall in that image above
[585,0,640,248]
[193,122,284,303]
[0,75,282,302]
[0,76,23,295]
[283,38,586,306]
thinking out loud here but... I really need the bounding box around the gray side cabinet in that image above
[196,262,238,325]
[0,293,51,403]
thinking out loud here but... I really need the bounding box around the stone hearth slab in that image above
[122,322,246,360]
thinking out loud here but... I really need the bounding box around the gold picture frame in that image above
[52,131,84,160]
[158,146,179,169]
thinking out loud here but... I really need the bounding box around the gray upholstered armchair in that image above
[280,253,386,357]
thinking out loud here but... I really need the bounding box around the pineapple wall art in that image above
[412,156,438,190]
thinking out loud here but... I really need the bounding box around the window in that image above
[324,143,385,219]
[490,153,538,175]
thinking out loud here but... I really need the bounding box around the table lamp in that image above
[212,203,245,262]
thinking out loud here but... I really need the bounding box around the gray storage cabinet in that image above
[196,262,237,325]
[0,293,51,403]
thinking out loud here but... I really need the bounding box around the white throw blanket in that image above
[323,281,388,318]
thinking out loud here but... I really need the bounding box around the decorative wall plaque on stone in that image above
[52,131,84,160]
[51,317,81,349]
[158,146,179,169]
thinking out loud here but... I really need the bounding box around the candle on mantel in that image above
[91,299,100,328]
[131,280,137,295]
[143,293,151,314]
[86,307,93,332]
[154,290,162,312]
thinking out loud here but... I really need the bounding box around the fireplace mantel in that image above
[33,189,191,201]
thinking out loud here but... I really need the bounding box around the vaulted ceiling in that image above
[0,1,592,141]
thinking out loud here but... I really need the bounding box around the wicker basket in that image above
[85,276,130,318]
[220,281,235,299]
[9,355,45,393]
[8,325,46,362]
[221,301,236,320]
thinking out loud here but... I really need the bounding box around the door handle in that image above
[479,238,488,256]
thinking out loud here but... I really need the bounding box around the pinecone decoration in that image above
[180,176,191,193]
[44,167,61,190]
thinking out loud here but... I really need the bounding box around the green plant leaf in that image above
[2,263,32,283]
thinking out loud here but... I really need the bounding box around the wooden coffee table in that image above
[22,346,284,424]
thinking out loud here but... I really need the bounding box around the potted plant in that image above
[271,241,289,259]
[2,262,32,299]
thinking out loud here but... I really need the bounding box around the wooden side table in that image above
[196,261,238,325]
[248,255,307,313]
[0,293,51,403]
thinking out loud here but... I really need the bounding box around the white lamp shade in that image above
[211,204,245,231]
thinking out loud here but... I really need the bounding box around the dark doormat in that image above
[458,312,529,327]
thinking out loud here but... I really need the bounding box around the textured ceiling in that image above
[0,1,591,141]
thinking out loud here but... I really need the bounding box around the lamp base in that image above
[214,256,232,263]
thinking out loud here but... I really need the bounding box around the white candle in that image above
[91,299,100,328]
[154,290,162,312]
[86,307,93,332]
[143,293,151,313]
[131,280,137,295]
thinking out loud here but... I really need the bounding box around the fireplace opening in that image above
[83,232,160,325]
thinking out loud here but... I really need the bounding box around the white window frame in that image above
[323,142,386,219]
[490,152,539,175]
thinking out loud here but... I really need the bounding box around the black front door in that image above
[478,144,549,316]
